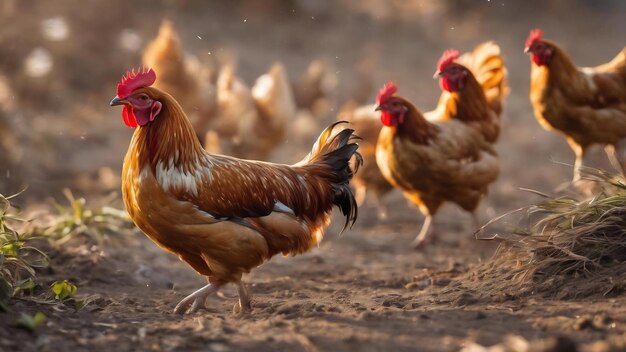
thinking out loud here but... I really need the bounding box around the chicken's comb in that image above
[525,29,543,49]
[117,68,157,98]
[377,81,398,105]
[437,49,461,72]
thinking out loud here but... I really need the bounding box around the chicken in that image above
[142,20,216,136]
[337,102,393,211]
[292,60,337,119]
[110,68,361,314]
[213,63,296,160]
[427,42,508,143]
[375,82,499,248]
[525,29,626,181]
[213,64,254,141]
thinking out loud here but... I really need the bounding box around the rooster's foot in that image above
[174,283,219,314]
[232,280,252,315]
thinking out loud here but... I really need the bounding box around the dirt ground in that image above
[1,1,626,351]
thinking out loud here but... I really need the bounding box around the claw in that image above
[173,283,219,314]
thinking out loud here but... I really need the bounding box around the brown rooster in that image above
[525,29,626,181]
[142,20,216,136]
[428,42,508,143]
[375,82,499,248]
[110,68,360,314]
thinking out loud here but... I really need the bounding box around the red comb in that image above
[525,29,543,49]
[377,81,397,105]
[437,49,461,72]
[117,68,156,98]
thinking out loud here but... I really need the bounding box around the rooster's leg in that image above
[232,279,252,314]
[412,215,433,249]
[174,282,219,314]
[568,141,587,183]
[605,144,626,175]
[616,139,626,175]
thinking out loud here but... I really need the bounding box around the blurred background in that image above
[0,0,624,208]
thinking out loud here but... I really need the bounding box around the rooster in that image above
[110,68,361,314]
[213,63,296,160]
[428,42,508,143]
[375,82,499,248]
[525,29,626,181]
[142,20,216,136]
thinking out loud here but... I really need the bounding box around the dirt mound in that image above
[431,170,626,303]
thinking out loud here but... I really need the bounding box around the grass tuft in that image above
[440,167,626,301]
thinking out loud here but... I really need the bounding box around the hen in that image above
[213,63,296,160]
[428,42,508,143]
[375,82,499,248]
[110,68,360,314]
[142,20,216,136]
[525,29,626,181]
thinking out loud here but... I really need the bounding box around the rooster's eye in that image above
[140,95,149,101]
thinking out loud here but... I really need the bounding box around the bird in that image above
[110,68,361,314]
[525,29,626,181]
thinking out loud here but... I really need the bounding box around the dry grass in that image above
[441,168,626,301]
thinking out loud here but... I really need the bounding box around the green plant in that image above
[39,188,133,244]
[0,189,48,310]
[50,280,77,301]
[15,311,46,332]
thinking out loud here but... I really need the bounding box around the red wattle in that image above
[532,54,544,66]
[380,111,394,126]
[122,105,138,128]
[440,77,453,92]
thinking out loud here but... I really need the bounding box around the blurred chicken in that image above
[111,68,361,314]
[213,64,253,141]
[243,63,297,159]
[142,20,216,135]
[337,102,393,211]
[213,63,296,160]
[293,60,337,119]
[428,42,508,143]
[375,82,499,248]
[525,29,626,181]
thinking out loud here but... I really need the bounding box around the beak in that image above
[524,47,530,54]
[374,105,382,112]
[110,96,128,106]
[433,70,442,79]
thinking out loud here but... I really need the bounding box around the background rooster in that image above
[375,82,499,248]
[339,43,506,216]
[142,20,217,137]
[110,68,361,314]
[428,42,508,143]
[525,29,626,182]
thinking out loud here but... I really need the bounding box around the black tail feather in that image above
[304,121,362,232]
